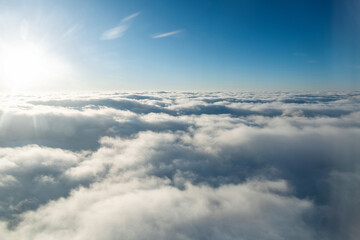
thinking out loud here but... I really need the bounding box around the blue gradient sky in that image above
[0,0,359,91]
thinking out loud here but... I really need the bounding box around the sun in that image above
[0,42,69,92]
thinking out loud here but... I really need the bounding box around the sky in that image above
[0,0,359,91]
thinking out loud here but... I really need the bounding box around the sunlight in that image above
[0,42,69,92]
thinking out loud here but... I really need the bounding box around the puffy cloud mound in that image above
[0,91,359,240]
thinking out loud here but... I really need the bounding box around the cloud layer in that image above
[0,91,359,239]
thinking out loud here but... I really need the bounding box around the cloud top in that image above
[0,91,359,239]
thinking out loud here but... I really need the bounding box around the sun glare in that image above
[0,42,69,92]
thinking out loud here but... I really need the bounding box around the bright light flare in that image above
[0,42,70,92]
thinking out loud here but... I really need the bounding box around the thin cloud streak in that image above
[152,29,183,38]
[101,25,128,40]
[122,11,141,22]
[61,24,81,39]
[101,12,140,40]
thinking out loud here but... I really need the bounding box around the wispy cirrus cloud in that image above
[61,24,81,39]
[101,11,140,40]
[151,29,183,39]
[121,11,141,22]
[101,25,128,40]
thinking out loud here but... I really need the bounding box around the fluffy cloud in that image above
[0,91,359,239]
[0,179,314,240]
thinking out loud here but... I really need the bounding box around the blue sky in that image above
[0,0,359,91]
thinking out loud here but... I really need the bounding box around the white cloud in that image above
[101,12,140,40]
[0,179,314,240]
[121,11,141,23]
[61,24,81,39]
[101,25,128,40]
[152,29,183,38]
[0,91,359,239]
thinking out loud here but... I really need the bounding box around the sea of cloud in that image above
[0,91,359,240]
